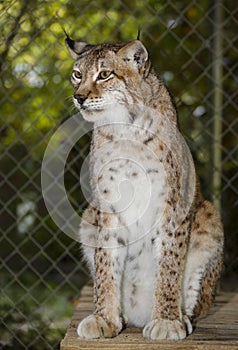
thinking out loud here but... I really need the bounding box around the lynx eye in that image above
[98,70,113,80]
[72,70,82,81]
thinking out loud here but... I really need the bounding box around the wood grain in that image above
[61,286,238,350]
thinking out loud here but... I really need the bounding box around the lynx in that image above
[65,35,224,340]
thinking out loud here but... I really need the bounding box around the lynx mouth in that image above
[79,106,107,122]
[73,98,105,113]
[81,106,104,112]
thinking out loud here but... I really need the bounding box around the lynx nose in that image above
[74,94,87,105]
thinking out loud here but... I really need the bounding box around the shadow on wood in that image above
[61,286,238,350]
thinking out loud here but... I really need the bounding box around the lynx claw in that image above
[183,314,193,335]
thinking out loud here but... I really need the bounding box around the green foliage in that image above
[1,289,70,349]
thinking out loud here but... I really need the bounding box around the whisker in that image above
[63,95,79,114]
[65,95,73,102]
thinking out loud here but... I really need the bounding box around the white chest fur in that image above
[92,118,167,239]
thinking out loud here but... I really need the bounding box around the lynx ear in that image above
[65,35,91,59]
[117,40,148,70]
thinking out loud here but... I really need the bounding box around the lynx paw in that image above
[77,314,121,338]
[143,317,192,340]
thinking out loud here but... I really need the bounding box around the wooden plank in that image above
[61,287,238,350]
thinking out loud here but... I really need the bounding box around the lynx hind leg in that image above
[183,200,224,319]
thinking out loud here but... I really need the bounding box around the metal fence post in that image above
[212,0,224,213]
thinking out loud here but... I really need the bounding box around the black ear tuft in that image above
[65,36,76,51]
[63,28,75,50]
[65,35,90,60]
[62,27,69,39]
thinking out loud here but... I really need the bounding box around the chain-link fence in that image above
[0,0,237,349]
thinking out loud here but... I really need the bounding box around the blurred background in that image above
[0,0,237,348]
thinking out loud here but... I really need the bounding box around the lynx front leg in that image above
[78,213,127,338]
[78,248,125,338]
[143,220,192,340]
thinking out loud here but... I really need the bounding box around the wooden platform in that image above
[61,286,238,350]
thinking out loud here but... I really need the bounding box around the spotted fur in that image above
[66,37,224,340]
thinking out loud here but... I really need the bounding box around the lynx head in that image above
[65,35,151,122]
